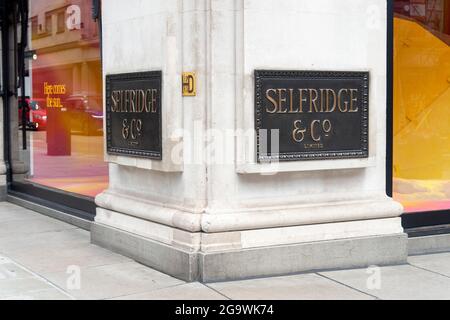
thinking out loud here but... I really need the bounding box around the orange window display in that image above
[393,0,450,213]
[18,0,108,198]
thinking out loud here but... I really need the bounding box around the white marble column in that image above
[92,0,407,282]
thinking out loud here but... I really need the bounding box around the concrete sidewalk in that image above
[0,202,449,300]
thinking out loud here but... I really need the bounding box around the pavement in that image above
[0,202,449,300]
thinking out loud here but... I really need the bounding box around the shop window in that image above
[393,0,450,213]
[15,0,108,199]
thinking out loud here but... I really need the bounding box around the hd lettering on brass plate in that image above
[106,71,162,159]
[182,72,196,96]
[255,70,369,162]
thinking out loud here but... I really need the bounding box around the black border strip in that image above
[9,182,96,221]
[405,224,450,238]
[2,2,13,186]
[402,211,450,230]
[386,0,394,199]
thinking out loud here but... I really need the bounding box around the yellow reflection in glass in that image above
[393,16,450,213]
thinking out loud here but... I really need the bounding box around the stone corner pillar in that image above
[91,0,407,283]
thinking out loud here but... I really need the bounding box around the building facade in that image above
[0,0,449,282]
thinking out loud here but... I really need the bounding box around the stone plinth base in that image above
[91,211,408,282]
[91,222,199,281]
[199,233,408,283]
[408,233,450,256]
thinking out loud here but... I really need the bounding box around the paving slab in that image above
[10,243,132,274]
[0,261,35,280]
[0,207,46,223]
[0,203,38,213]
[408,253,450,277]
[0,217,76,239]
[0,203,186,300]
[41,261,185,300]
[0,228,90,255]
[2,288,73,300]
[0,277,55,299]
[320,264,450,300]
[110,283,228,300]
[2,202,450,300]
[208,273,374,300]
[0,254,68,300]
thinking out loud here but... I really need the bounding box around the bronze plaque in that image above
[106,71,162,159]
[255,70,369,162]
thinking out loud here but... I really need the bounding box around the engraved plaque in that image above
[255,70,369,162]
[106,71,162,160]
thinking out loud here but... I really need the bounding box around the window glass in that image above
[16,0,108,198]
[393,0,450,213]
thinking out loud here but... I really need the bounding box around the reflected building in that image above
[30,0,102,115]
